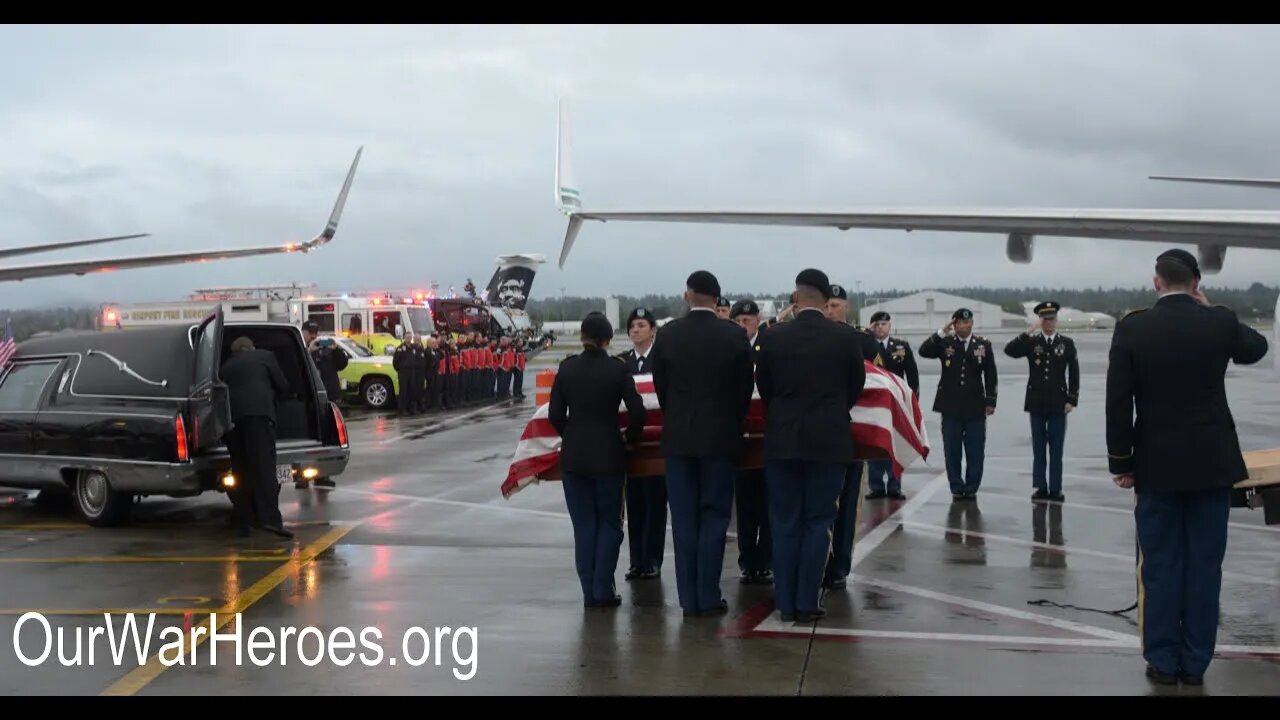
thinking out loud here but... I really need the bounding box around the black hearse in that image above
[0,308,350,526]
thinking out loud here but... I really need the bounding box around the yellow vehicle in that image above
[288,295,438,356]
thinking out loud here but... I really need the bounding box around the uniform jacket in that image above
[755,308,866,463]
[651,308,755,458]
[919,331,998,420]
[548,346,646,476]
[1106,293,1268,492]
[220,349,290,425]
[1004,331,1079,415]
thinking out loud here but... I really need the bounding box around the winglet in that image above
[556,100,586,268]
[303,146,362,251]
[556,99,580,212]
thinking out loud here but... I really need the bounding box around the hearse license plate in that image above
[277,465,293,485]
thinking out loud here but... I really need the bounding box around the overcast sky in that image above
[2,24,1280,310]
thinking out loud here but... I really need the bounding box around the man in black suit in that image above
[730,298,772,585]
[1106,248,1267,686]
[1004,301,1079,501]
[918,308,998,500]
[221,336,292,538]
[756,269,865,622]
[617,306,666,581]
[651,270,755,617]
[549,314,647,608]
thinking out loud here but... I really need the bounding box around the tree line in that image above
[526,283,1280,325]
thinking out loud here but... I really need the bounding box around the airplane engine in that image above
[1198,243,1227,274]
[1006,233,1034,264]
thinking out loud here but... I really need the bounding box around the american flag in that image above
[502,362,930,499]
[0,318,14,369]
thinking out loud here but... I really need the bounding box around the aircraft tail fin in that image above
[556,99,586,269]
[485,254,547,311]
[1149,175,1280,189]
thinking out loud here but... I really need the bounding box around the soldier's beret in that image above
[717,296,731,308]
[829,283,849,301]
[1157,248,1201,279]
[869,311,890,323]
[1034,301,1060,319]
[628,307,656,327]
[953,308,973,320]
[687,270,721,298]
[730,299,760,318]
[796,268,832,300]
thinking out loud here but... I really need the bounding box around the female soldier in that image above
[548,314,647,607]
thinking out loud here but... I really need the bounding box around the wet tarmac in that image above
[1,330,1278,695]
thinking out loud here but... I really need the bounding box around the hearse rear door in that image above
[190,307,232,452]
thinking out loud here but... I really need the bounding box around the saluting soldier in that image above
[1106,248,1267,686]
[865,311,918,500]
[616,307,666,581]
[918,308,998,500]
[730,298,772,585]
[393,333,423,415]
[1004,301,1079,501]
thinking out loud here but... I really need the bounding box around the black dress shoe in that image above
[795,608,827,622]
[780,612,797,622]
[1050,492,1065,502]
[824,577,847,590]
[625,567,641,580]
[889,491,907,500]
[1032,490,1050,500]
[1146,665,1179,685]
[1179,674,1203,686]
[638,567,660,579]
[261,524,294,539]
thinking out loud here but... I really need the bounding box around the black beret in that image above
[952,308,973,320]
[829,283,849,301]
[1034,301,1060,318]
[1157,248,1201,279]
[730,299,760,318]
[717,296,731,308]
[580,314,613,343]
[795,268,832,300]
[686,270,721,298]
[627,307,656,327]
[869,311,890,323]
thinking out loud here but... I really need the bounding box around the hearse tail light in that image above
[221,473,236,488]
[332,402,349,448]
[175,414,189,462]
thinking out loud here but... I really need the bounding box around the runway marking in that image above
[333,486,572,520]
[850,471,949,571]
[975,487,1280,535]
[98,525,351,697]
[903,521,1280,587]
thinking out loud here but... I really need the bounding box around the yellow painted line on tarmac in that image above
[99,525,352,697]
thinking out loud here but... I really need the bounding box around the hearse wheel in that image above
[73,469,133,527]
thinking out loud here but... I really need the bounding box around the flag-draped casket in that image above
[502,362,929,498]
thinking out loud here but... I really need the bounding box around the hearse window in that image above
[307,303,336,333]
[195,321,219,383]
[0,362,59,412]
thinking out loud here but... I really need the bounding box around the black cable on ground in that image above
[1027,598,1137,616]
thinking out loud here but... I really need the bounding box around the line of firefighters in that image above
[391,331,530,414]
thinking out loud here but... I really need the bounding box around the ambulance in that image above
[287,294,438,356]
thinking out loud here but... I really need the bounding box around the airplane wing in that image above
[0,147,361,283]
[0,233,149,261]
[553,99,1280,273]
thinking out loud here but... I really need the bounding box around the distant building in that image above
[859,291,1025,331]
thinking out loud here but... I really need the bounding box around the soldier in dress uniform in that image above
[616,307,666,581]
[393,333,423,415]
[864,311,918,500]
[730,298,772,584]
[1107,249,1267,686]
[716,296,732,319]
[823,282,881,589]
[918,308,997,500]
[1003,301,1079,501]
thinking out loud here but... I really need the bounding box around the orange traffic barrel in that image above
[535,370,556,406]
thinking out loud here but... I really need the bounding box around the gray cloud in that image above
[0,24,1279,310]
